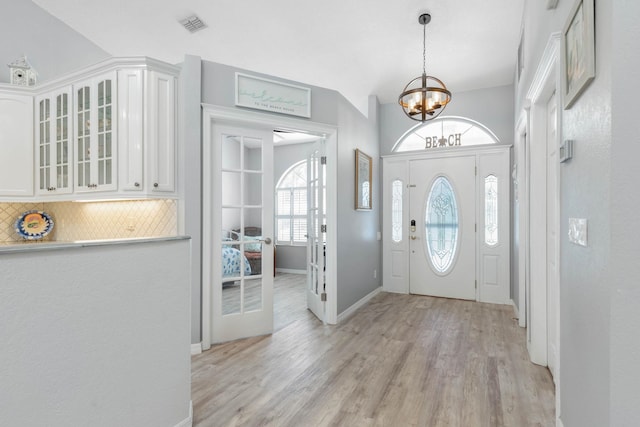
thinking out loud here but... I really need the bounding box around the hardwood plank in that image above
[192,291,555,426]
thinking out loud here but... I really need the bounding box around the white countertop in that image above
[0,236,190,254]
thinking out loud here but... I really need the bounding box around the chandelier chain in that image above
[423,21,427,75]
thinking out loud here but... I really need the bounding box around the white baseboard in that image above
[337,286,382,323]
[511,299,519,318]
[276,268,306,275]
[511,299,526,328]
[174,401,193,427]
[190,343,202,355]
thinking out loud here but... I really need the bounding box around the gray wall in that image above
[0,1,109,84]
[336,95,381,313]
[0,238,192,427]
[380,84,515,156]
[610,0,640,424]
[202,61,339,125]
[178,55,203,345]
[516,0,616,425]
[201,60,383,320]
[379,83,517,305]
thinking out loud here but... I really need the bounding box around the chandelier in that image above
[398,13,451,121]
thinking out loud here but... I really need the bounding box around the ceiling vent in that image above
[180,15,207,33]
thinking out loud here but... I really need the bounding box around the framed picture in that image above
[235,72,311,118]
[354,149,372,210]
[562,0,595,109]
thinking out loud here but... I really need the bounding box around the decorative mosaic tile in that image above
[0,200,177,243]
[0,202,46,243]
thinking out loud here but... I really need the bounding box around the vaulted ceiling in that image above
[33,0,524,113]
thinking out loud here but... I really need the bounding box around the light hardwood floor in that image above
[193,285,555,427]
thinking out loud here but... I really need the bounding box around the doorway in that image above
[382,146,510,304]
[201,105,338,348]
[273,134,326,326]
[522,32,562,423]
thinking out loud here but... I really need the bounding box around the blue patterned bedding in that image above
[222,246,252,277]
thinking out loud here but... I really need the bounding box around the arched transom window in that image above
[392,116,500,152]
[275,159,326,245]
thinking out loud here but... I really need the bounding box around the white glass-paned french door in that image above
[306,139,326,323]
[211,124,274,343]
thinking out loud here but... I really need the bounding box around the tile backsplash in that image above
[0,199,177,243]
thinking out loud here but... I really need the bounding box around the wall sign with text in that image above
[235,72,311,118]
[424,133,463,149]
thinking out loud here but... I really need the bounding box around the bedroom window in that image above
[276,160,308,245]
[276,159,326,245]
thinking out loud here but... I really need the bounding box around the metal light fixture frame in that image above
[398,13,451,122]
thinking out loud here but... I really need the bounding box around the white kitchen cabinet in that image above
[118,68,144,192]
[118,68,177,196]
[0,58,179,202]
[0,90,33,198]
[147,70,177,194]
[35,88,73,196]
[73,72,118,193]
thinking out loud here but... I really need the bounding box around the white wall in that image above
[0,238,192,427]
[0,1,109,84]
[610,0,640,424]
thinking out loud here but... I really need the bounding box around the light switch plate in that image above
[568,218,587,246]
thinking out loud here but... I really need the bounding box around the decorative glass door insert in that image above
[425,176,459,274]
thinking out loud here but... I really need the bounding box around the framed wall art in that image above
[354,149,372,210]
[562,0,595,109]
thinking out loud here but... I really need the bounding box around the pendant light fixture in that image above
[398,13,451,121]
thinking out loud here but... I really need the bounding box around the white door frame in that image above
[201,104,338,350]
[524,32,562,422]
[515,111,529,329]
[525,32,561,365]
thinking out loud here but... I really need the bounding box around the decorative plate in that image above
[15,210,54,240]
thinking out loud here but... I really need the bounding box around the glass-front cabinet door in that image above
[73,72,117,193]
[35,88,73,195]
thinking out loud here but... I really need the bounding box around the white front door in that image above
[409,156,476,300]
[306,140,326,322]
[210,124,274,343]
[546,91,560,379]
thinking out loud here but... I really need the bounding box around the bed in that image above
[222,246,251,285]
[232,226,263,275]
